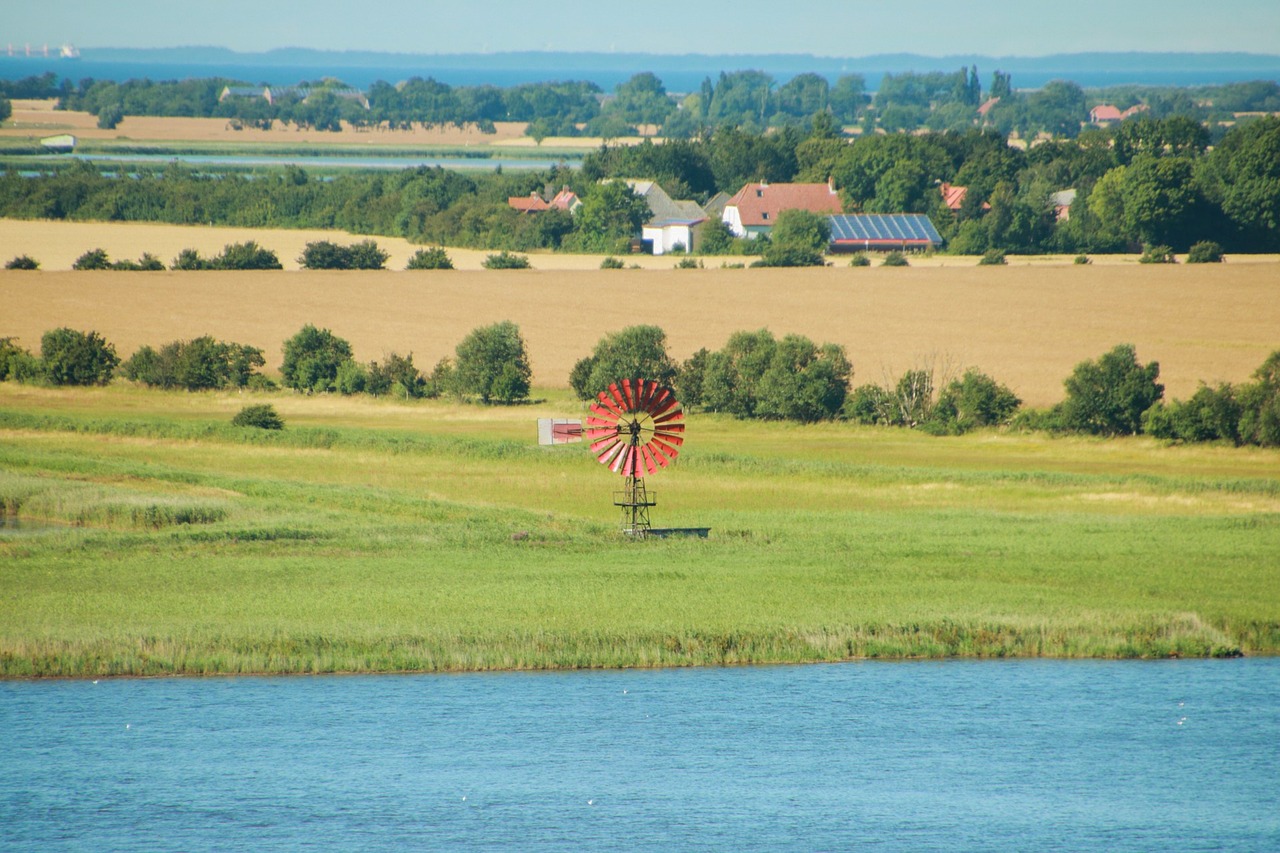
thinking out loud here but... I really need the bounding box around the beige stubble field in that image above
[4,253,1277,407]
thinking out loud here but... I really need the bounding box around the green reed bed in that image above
[1,385,1278,676]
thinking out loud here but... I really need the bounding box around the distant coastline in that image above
[3,48,1279,91]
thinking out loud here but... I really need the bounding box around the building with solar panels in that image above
[827,214,944,253]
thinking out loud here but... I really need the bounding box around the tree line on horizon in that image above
[3,68,1279,139]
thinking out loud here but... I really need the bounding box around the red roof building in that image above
[940,182,968,211]
[1090,104,1148,124]
[722,181,842,238]
[508,192,550,213]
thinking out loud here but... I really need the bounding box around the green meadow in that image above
[2,383,1278,677]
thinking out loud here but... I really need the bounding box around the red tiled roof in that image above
[726,182,841,226]
[508,192,549,213]
[977,97,1000,117]
[549,188,579,210]
[940,183,968,210]
[1090,105,1125,122]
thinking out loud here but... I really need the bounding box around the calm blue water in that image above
[2,660,1278,851]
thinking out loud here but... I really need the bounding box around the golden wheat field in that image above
[4,221,1278,406]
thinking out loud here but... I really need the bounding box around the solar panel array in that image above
[828,214,943,244]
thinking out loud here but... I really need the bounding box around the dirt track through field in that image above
[5,260,1277,406]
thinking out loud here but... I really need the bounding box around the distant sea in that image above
[3,53,1280,92]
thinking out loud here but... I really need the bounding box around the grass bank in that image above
[2,384,1278,677]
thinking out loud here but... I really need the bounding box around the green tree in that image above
[930,369,1022,433]
[570,325,677,401]
[1185,240,1224,263]
[1060,344,1163,435]
[1196,117,1280,249]
[569,181,650,252]
[0,96,11,124]
[40,328,118,386]
[754,335,852,422]
[367,352,427,398]
[1119,155,1201,247]
[700,329,778,417]
[215,241,281,270]
[454,320,532,403]
[754,209,830,267]
[280,324,354,392]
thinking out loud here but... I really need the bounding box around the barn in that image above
[827,214,944,253]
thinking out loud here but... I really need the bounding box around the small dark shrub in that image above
[405,247,454,270]
[482,251,531,270]
[674,257,703,269]
[1139,244,1177,264]
[978,249,1007,266]
[848,253,871,267]
[882,251,910,267]
[298,240,385,270]
[5,255,39,270]
[170,248,214,270]
[1073,254,1091,265]
[232,404,284,430]
[71,248,112,270]
[1185,241,1225,264]
[599,256,625,270]
[216,241,282,270]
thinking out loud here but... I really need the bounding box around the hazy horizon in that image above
[5,0,1280,57]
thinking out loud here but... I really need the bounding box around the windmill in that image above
[584,378,684,537]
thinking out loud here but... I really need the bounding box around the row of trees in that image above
[13,67,1279,138]
[3,327,1276,445]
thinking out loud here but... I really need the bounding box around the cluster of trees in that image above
[122,337,268,390]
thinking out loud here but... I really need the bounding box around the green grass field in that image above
[2,383,1278,677]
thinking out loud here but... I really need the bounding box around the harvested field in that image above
[0,99,644,149]
[5,249,1277,407]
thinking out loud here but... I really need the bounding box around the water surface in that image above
[3,660,1277,851]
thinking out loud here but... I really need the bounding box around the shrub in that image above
[280,325,354,392]
[930,369,1022,433]
[1073,254,1091,265]
[5,255,39,270]
[570,325,676,401]
[599,256,625,270]
[232,404,284,430]
[674,256,703,269]
[848,253,871,267]
[170,248,214,270]
[1236,351,1280,447]
[750,245,825,267]
[366,352,427,399]
[844,384,891,424]
[298,240,385,270]
[978,249,1007,266]
[96,103,123,130]
[454,321,532,403]
[405,247,454,270]
[1144,384,1241,444]
[1060,344,1163,435]
[0,337,31,381]
[882,251,909,267]
[71,248,112,270]
[753,335,852,422]
[122,337,265,390]
[675,348,710,408]
[482,251,531,270]
[334,359,367,395]
[40,328,119,386]
[1139,244,1177,264]
[1185,241,1225,264]
[110,253,164,271]
[425,357,457,400]
[215,241,282,270]
[700,329,777,417]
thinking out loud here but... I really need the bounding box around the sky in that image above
[5,0,1280,57]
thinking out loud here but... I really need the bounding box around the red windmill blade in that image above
[585,379,683,475]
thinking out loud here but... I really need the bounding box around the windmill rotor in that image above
[584,379,684,536]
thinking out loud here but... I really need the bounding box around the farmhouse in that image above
[1089,104,1148,124]
[723,181,842,239]
[508,192,550,213]
[624,180,709,255]
[827,213,944,253]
